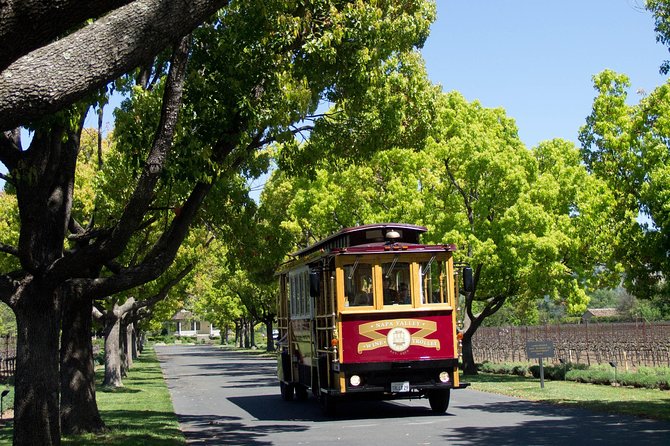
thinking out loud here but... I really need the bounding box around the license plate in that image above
[391,381,410,392]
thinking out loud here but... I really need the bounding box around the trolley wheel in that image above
[280,381,294,401]
[295,384,309,401]
[428,389,450,413]
[319,392,337,416]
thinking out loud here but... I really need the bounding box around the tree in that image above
[271,91,615,375]
[0,38,192,445]
[579,70,670,304]
[646,0,670,74]
[94,262,194,388]
[422,95,616,373]
[1,2,436,443]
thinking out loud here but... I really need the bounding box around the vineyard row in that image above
[471,321,670,371]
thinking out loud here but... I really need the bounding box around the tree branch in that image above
[47,36,191,282]
[0,1,135,71]
[0,270,26,308]
[0,128,21,169]
[0,0,229,130]
[92,304,105,320]
[131,262,195,310]
[444,157,473,225]
[81,180,213,299]
[0,242,19,258]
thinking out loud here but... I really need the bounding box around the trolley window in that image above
[344,260,374,307]
[289,266,312,318]
[381,260,412,306]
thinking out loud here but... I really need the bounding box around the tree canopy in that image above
[580,69,670,304]
[0,1,438,443]
[263,91,617,373]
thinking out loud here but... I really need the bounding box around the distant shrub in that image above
[566,364,670,390]
[529,362,587,380]
[479,361,530,377]
[93,337,105,365]
[148,335,177,344]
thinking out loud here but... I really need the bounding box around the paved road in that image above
[156,344,670,445]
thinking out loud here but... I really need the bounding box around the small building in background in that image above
[170,309,220,340]
[582,308,621,322]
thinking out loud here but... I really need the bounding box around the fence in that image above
[472,321,670,371]
[0,334,16,380]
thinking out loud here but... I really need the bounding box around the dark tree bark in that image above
[265,319,275,352]
[6,117,83,446]
[132,319,140,359]
[60,291,106,434]
[0,0,134,71]
[121,319,133,371]
[0,0,229,129]
[459,265,509,375]
[13,281,62,446]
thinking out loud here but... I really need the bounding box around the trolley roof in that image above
[288,223,457,260]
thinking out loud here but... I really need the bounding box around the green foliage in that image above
[478,361,531,377]
[480,361,670,390]
[529,362,588,380]
[646,0,670,74]
[566,364,670,390]
[102,1,439,335]
[0,191,20,273]
[148,334,178,344]
[580,70,670,305]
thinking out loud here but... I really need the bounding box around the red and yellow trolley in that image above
[276,223,471,414]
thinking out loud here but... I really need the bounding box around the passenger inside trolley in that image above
[382,277,398,304]
[397,283,409,304]
[353,283,372,306]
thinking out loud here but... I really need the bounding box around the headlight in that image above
[439,371,450,383]
[350,375,361,387]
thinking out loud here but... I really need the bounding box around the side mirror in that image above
[462,266,474,293]
[309,269,320,298]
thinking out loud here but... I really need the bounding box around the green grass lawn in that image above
[466,372,670,422]
[0,346,185,446]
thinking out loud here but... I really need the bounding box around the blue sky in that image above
[421,0,669,148]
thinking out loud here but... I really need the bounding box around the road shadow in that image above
[228,393,447,422]
[446,399,670,445]
[175,413,308,446]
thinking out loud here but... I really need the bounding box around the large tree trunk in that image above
[102,314,123,387]
[249,320,255,348]
[132,321,140,359]
[13,284,62,446]
[461,332,478,375]
[122,320,133,371]
[60,292,106,434]
[265,319,275,352]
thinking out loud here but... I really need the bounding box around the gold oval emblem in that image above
[387,327,411,352]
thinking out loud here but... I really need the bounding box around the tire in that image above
[428,389,450,413]
[280,381,294,401]
[295,384,309,401]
